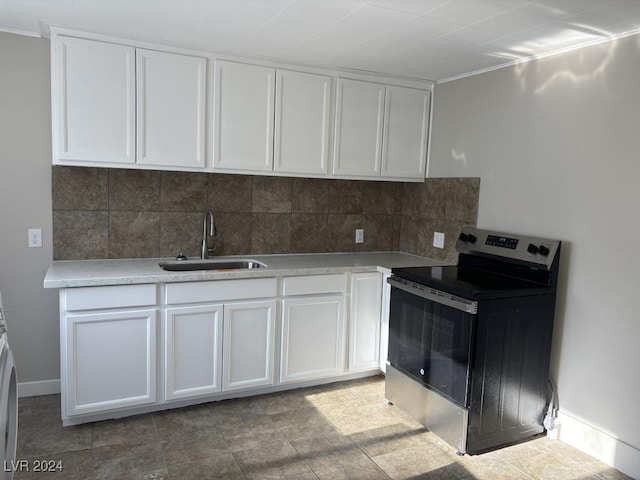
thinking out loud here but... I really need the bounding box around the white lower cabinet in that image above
[58,270,387,424]
[164,304,223,400]
[349,272,383,371]
[281,294,345,383]
[222,300,276,392]
[64,309,157,416]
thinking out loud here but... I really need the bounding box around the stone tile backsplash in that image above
[52,166,479,262]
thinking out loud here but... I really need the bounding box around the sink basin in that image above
[159,259,267,272]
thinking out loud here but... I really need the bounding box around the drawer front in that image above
[65,284,157,311]
[165,278,277,304]
[282,274,347,296]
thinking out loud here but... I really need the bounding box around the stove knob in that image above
[458,233,469,242]
[538,245,550,256]
[527,243,539,255]
[467,234,477,244]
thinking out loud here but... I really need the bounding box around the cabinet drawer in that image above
[282,274,347,296]
[65,284,157,311]
[165,278,277,304]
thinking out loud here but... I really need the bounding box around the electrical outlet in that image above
[355,229,364,244]
[28,228,42,248]
[433,231,445,249]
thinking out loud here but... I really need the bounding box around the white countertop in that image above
[44,252,446,288]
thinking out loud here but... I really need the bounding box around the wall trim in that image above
[18,379,61,398]
[557,410,640,480]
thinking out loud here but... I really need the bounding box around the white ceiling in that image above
[2,0,640,82]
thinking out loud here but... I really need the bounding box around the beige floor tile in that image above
[13,377,635,480]
[166,452,243,480]
[270,405,341,440]
[232,439,306,476]
[313,457,390,480]
[92,414,157,448]
[290,432,370,471]
[371,446,455,480]
[93,442,167,480]
[349,423,436,457]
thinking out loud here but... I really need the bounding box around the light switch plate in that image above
[433,231,445,249]
[355,229,364,244]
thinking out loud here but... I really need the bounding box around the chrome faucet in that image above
[201,210,217,259]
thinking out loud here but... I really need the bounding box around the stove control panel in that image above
[485,235,519,249]
[456,227,560,270]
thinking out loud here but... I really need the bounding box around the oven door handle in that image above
[387,277,478,314]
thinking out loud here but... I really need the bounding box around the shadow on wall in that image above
[51,166,479,262]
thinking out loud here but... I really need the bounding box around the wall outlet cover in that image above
[28,228,42,248]
[355,229,364,244]
[433,231,445,249]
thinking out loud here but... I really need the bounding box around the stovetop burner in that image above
[392,227,562,300]
[392,265,552,300]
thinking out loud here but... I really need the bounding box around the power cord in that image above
[543,377,557,431]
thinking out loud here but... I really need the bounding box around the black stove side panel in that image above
[466,294,556,454]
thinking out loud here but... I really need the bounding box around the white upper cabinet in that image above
[381,86,431,179]
[274,70,332,175]
[53,37,135,164]
[332,78,385,177]
[213,60,275,172]
[51,32,432,180]
[136,49,206,168]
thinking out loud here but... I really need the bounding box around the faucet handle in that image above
[175,253,188,261]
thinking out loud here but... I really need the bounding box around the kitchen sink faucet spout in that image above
[201,210,217,259]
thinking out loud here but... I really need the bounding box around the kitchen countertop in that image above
[44,252,446,288]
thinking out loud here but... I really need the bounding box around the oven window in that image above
[388,285,474,407]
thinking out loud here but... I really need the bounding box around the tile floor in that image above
[15,376,633,480]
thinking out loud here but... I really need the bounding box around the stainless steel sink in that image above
[158,259,267,271]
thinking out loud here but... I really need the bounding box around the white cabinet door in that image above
[213,60,275,172]
[222,300,276,392]
[53,36,135,164]
[349,272,383,371]
[136,49,206,168]
[164,304,223,400]
[381,85,431,179]
[274,70,332,175]
[64,309,157,416]
[332,78,385,177]
[281,295,345,383]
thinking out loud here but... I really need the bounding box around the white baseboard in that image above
[18,379,61,398]
[557,410,640,480]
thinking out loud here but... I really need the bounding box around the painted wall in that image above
[0,32,60,389]
[430,33,640,476]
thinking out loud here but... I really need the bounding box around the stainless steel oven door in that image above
[387,277,477,408]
